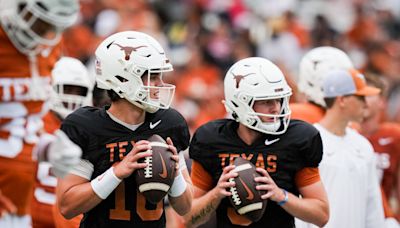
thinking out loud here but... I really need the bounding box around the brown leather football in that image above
[135,134,176,204]
[228,157,267,222]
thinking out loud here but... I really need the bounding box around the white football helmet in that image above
[298,46,354,107]
[224,57,292,135]
[95,31,175,113]
[0,0,79,55]
[51,57,94,119]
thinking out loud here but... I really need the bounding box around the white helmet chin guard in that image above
[298,46,354,107]
[95,31,175,113]
[51,57,94,119]
[223,57,292,135]
[0,0,79,55]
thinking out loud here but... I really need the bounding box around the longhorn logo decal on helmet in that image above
[223,57,292,135]
[95,31,175,113]
[111,43,147,60]
[232,73,254,88]
[313,60,320,70]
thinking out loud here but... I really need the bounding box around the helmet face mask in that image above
[16,4,61,46]
[224,57,292,135]
[130,71,175,113]
[52,84,90,117]
[51,57,94,119]
[95,31,175,113]
[1,0,79,55]
[298,46,354,107]
[249,97,291,134]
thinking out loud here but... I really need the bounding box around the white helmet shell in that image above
[94,31,175,113]
[224,57,292,135]
[298,46,354,107]
[51,57,94,119]
[0,0,79,55]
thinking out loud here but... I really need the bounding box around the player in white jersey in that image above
[296,68,385,228]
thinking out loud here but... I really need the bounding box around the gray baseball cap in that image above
[322,69,381,98]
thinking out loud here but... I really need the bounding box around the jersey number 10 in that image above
[110,180,163,221]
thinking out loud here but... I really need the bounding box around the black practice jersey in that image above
[61,106,190,228]
[189,119,323,228]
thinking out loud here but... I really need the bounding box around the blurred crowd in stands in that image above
[63,0,400,134]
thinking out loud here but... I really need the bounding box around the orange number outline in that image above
[109,180,163,221]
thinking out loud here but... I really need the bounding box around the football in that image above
[135,134,176,204]
[228,157,267,222]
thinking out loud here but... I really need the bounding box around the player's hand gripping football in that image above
[47,130,82,178]
[254,168,286,202]
[213,165,238,199]
[166,137,179,175]
[113,140,152,179]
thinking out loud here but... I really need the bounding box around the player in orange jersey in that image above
[360,74,400,227]
[31,57,94,228]
[0,1,82,227]
[290,46,354,123]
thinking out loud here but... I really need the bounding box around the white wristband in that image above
[168,170,187,197]
[91,167,122,199]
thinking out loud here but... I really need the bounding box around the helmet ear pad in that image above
[223,57,292,135]
[94,31,175,113]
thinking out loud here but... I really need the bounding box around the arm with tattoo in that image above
[184,165,237,228]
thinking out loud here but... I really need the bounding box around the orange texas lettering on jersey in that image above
[106,140,136,162]
[218,153,277,173]
[0,27,59,105]
[0,26,60,140]
[0,27,61,216]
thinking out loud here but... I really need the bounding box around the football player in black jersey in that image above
[184,57,329,228]
[55,31,192,228]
